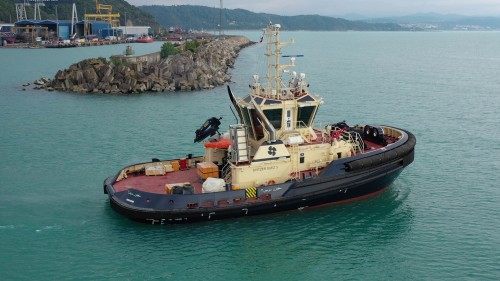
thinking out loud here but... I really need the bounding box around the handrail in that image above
[340,130,364,154]
[294,120,308,129]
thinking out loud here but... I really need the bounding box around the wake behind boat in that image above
[103,24,416,224]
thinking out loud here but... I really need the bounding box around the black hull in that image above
[109,168,401,224]
[104,130,415,225]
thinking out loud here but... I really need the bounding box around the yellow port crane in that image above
[84,0,120,36]
[97,2,113,13]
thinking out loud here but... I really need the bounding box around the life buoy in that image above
[268,180,276,185]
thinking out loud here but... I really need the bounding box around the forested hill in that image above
[0,0,159,29]
[0,1,405,32]
[139,5,406,31]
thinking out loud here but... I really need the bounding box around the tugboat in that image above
[103,24,416,224]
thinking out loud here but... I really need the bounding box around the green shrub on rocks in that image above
[97,57,108,64]
[110,56,122,66]
[161,43,180,59]
[185,40,201,53]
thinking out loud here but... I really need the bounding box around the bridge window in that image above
[242,107,255,139]
[249,108,265,140]
[297,106,317,127]
[263,109,282,130]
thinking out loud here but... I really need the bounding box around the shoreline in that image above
[35,36,254,94]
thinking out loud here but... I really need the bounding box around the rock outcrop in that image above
[48,36,253,94]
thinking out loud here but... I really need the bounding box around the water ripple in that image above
[1,31,500,280]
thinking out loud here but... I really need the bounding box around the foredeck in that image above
[308,128,398,150]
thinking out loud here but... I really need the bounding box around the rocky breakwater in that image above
[48,36,253,94]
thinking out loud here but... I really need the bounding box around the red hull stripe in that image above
[310,186,388,209]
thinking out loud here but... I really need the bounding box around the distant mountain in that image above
[366,13,500,30]
[333,13,373,21]
[139,5,406,31]
[0,0,159,29]
[5,1,498,33]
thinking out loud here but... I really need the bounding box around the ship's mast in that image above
[264,24,294,99]
[242,23,321,147]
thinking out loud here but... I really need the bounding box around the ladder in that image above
[289,144,300,180]
[342,131,365,154]
[229,124,250,163]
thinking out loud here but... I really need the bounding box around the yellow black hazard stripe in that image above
[246,187,257,198]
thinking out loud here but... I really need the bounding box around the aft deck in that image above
[113,167,203,194]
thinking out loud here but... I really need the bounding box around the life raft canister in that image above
[204,139,230,149]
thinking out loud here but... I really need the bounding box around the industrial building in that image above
[10,20,154,43]
[13,19,112,42]
[14,20,72,40]
[6,0,146,43]
[116,26,153,39]
[75,20,112,39]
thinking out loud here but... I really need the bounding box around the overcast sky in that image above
[126,0,500,17]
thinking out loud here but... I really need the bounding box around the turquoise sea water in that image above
[1,32,499,280]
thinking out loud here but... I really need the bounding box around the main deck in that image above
[112,127,400,196]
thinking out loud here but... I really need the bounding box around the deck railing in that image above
[340,130,365,154]
[221,162,232,183]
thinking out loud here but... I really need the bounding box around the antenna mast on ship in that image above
[264,24,295,99]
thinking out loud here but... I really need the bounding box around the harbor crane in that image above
[84,0,120,36]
